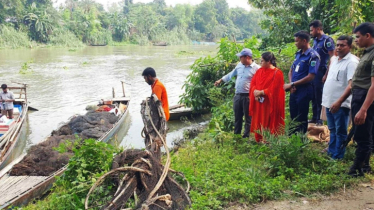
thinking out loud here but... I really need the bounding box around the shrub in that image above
[0,24,31,49]
[48,28,84,48]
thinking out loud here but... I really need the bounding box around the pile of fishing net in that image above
[9,111,118,176]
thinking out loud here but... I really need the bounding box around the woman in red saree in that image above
[249,52,285,142]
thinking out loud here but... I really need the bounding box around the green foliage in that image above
[172,130,362,209]
[248,0,374,47]
[267,42,297,81]
[48,28,84,48]
[85,30,112,46]
[0,0,266,48]
[19,60,34,74]
[23,3,56,43]
[0,25,31,49]
[22,139,120,210]
[151,26,191,45]
[179,37,260,111]
[108,12,132,42]
[208,88,235,132]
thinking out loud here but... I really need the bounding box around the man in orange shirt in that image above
[142,67,170,121]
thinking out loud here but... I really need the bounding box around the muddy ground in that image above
[228,183,374,210]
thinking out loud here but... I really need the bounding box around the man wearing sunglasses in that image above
[322,35,359,160]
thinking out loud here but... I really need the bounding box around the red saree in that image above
[249,67,285,142]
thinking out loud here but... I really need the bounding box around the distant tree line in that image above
[0,0,266,46]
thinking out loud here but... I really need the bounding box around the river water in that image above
[0,45,216,157]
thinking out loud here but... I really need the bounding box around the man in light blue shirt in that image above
[215,48,260,137]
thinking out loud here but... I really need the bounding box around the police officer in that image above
[284,31,320,134]
[309,20,335,125]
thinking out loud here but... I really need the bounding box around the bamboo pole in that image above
[121,81,126,97]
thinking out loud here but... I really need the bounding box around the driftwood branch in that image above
[85,95,191,210]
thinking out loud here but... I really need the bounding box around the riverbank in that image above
[246,183,374,210]
[20,122,374,210]
[170,129,374,209]
[0,25,183,50]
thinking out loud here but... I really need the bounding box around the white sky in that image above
[54,0,251,11]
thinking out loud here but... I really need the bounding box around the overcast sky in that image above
[54,0,251,11]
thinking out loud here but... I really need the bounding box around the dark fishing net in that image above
[9,111,118,176]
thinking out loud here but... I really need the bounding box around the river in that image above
[0,45,217,158]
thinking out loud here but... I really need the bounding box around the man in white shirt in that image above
[0,84,15,119]
[322,36,359,159]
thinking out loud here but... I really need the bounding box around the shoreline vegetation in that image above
[0,0,264,50]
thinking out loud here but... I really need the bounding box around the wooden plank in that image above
[0,176,47,205]
[169,104,185,110]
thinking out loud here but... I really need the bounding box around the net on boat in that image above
[9,111,119,176]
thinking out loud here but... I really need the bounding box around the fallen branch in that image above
[85,95,191,210]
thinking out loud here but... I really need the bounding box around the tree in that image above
[123,0,133,15]
[212,0,229,25]
[248,0,374,46]
[25,0,52,7]
[194,0,217,34]
[0,0,25,24]
[248,0,311,45]
[129,4,163,40]
[109,12,132,41]
[152,0,167,15]
[230,8,264,40]
[23,3,54,42]
[165,4,193,30]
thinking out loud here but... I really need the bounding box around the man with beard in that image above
[142,67,170,121]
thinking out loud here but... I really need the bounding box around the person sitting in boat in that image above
[0,84,15,119]
[142,67,170,121]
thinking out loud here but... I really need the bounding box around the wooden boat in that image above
[0,83,130,209]
[169,104,209,121]
[90,44,107,46]
[0,84,28,170]
[153,41,167,46]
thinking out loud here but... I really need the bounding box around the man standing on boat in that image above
[142,67,170,121]
[214,48,260,138]
[0,84,15,119]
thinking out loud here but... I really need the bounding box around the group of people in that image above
[140,21,374,177]
[214,21,374,177]
[0,84,15,119]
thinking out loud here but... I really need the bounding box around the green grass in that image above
[171,130,371,209]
